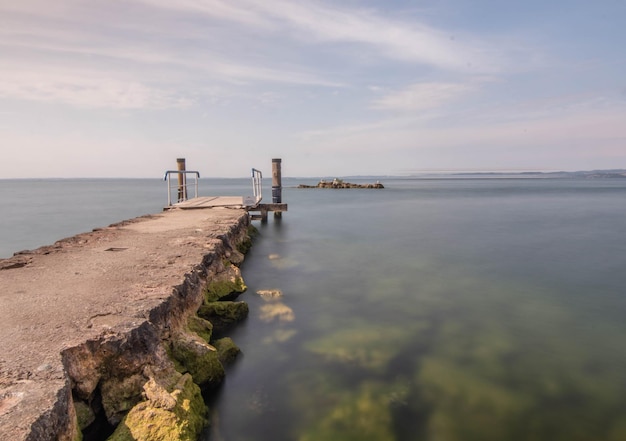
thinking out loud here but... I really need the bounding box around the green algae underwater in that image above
[203,177,626,441]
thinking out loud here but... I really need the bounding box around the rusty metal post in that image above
[177,158,187,202]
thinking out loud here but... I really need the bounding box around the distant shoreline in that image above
[2,169,625,181]
[446,170,626,179]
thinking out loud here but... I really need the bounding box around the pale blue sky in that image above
[1,0,625,178]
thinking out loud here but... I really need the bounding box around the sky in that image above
[1,0,625,178]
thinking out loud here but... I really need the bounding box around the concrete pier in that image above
[0,207,251,440]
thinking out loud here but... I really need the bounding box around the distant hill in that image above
[452,170,626,179]
[566,170,626,178]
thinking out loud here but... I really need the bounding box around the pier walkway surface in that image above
[0,207,249,440]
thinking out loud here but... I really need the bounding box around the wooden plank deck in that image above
[168,196,245,209]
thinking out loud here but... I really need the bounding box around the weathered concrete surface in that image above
[0,208,250,440]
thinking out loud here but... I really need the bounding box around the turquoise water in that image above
[207,178,626,441]
[2,177,625,440]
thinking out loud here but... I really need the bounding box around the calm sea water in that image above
[2,177,625,440]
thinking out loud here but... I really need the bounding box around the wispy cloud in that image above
[0,4,343,109]
[130,0,503,72]
[131,0,274,29]
[0,36,199,109]
[253,1,483,70]
[0,63,193,109]
[0,0,524,112]
[371,82,474,112]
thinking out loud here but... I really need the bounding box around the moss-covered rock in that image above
[187,316,213,343]
[236,226,257,255]
[100,374,146,425]
[203,265,247,303]
[197,301,249,334]
[213,337,241,365]
[170,333,225,388]
[73,400,95,431]
[107,373,207,441]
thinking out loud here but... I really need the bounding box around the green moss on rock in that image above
[107,373,207,441]
[213,337,241,365]
[203,266,247,303]
[236,237,253,255]
[100,374,146,425]
[197,301,249,333]
[187,316,213,342]
[247,224,259,237]
[170,334,225,388]
[74,400,95,431]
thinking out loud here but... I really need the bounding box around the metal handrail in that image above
[251,168,263,204]
[164,170,200,206]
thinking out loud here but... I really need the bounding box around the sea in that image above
[1,176,625,441]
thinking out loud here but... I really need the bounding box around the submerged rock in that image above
[256,289,283,301]
[259,303,295,323]
[262,329,298,344]
[298,380,406,441]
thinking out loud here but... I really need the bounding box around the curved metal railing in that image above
[163,170,200,206]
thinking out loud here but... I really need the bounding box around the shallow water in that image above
[206,177,626,441]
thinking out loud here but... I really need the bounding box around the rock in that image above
[73,400,95,430]
[142,377,177,410]
[62,322,174,425]
[100,374,146,425]
[213,337,241,365]
[297,179,384,189]
[0,255,32,270]
[256,289,283,301]
[259,303,295,323]
[228,249,245,266]
[262,329,298,344]
[169,333,225,388]
[197,302,249,334]
[187,316,213,343]
[235,225,257,254]
[107,373,207,441]
[203,265,247,302]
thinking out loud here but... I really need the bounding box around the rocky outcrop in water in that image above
[298,178,384,189]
